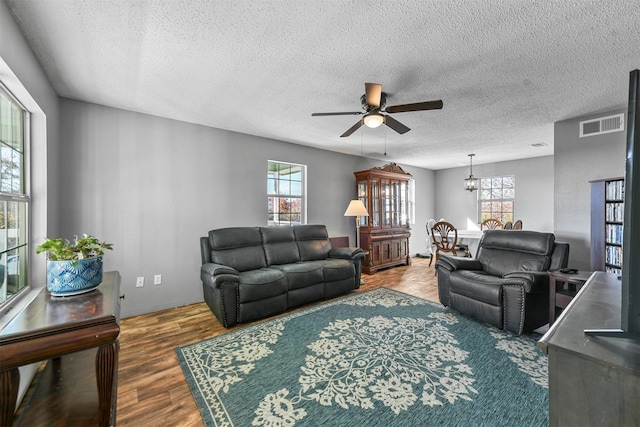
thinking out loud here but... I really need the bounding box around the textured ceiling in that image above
[6,0,640,169]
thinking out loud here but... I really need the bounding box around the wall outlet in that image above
[136,276,144,287]
[154,274,162,285]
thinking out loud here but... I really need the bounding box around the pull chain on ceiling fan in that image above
[311,83,443,137]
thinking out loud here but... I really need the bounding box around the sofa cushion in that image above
[477,230,554,277]
[307,259,355,282]
[294,225,331,261]
[238,268,288,303]
[261,226,301,266]
[479,230,555,255]
[209,227,267,272]
[272,262,324,290]
[450,271,503,306]
[518,259,546,271]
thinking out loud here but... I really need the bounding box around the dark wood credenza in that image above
[0,271,121,426]
[538,271,640,426]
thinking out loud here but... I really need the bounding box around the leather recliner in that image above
[435,230,569,335]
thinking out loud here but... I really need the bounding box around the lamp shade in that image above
[363,113,384,128]
[344,200,369,216]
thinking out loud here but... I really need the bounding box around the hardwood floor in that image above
[116,256,439,426]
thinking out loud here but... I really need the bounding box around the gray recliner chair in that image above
[435,230,569,335]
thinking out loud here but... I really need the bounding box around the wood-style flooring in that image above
[115,256,438,426]
[72,257,440,426]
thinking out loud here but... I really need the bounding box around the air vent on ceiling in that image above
[579,113,625,138]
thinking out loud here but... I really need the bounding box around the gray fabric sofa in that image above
[435,230,569,335]
[200,224,365,327]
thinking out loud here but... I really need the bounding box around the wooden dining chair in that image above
[429,221,470,269]
[481,218,503,230]
[512,219,523,230]
[503,221,513,229]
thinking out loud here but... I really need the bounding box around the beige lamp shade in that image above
[344,200,369,216]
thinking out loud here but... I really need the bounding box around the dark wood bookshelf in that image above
[590,177,624,274]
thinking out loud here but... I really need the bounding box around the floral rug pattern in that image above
[176,288,548,426]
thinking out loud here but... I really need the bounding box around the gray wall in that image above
[59,98,435,317]
[1,0,60,405]
[433,156,555,232]
[0,0,59,288]
[554,109,626,270]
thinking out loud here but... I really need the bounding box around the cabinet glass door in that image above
[381,180,391,227]
[372,179,380,227]
[391,181,400,226]
[357,180,368,227]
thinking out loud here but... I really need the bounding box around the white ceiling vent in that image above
[579,113,625,138]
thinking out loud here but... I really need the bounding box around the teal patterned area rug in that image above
[176,288,548,426]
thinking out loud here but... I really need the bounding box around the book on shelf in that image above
[605,224,624,245]
[605,245,623,268]
[605,180,624,200]
[605,202,624,222]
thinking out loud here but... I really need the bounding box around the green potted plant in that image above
[36,234,113,296]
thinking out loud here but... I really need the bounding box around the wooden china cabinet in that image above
[354,163,411,274]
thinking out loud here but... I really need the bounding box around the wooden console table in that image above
[0,271,121,426]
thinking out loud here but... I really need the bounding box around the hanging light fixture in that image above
[464,154,479,191]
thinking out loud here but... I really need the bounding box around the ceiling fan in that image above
[311,83,443,137]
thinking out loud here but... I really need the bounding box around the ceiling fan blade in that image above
[312,111,363,116]
[341,119,364,137]
[385,100,443,114]
[365,83,382,108]
[384,115,410,134]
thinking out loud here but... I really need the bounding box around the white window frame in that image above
[407,178,415,225]
[0,81,30,309]
[267,160,307,226]
[477,175,515,224]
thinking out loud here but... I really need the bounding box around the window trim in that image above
[267,160,307,226]
[407,178,415,225]
[0,80,31,310]
[477,175,515,224]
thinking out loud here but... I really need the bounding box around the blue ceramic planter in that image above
[46,256,104,296]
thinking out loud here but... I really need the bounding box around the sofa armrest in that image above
[435,255,483,272]
[502,271,550,293]
[200,262,240,288]
[329,246,365,260]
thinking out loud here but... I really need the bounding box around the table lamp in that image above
[344,200,369,248]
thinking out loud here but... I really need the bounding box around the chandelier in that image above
[464,154,479,191]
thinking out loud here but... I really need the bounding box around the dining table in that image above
[455,230,484,257]
[427,229,484,258]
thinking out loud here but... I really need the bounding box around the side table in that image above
[548,270,593,326]
[0,271,121,426]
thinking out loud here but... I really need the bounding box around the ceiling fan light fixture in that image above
[363,112,384,128]
[464,154,479,192]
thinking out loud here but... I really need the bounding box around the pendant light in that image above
[464,154,479,191]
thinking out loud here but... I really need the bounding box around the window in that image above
[478,175,514,224]
[407,178,415,225]
[267,161,306,226]
[0,83,29,306]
